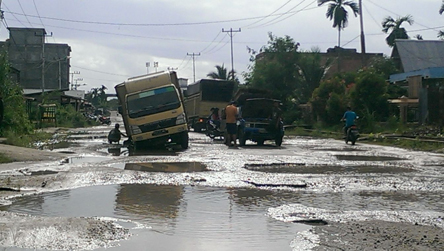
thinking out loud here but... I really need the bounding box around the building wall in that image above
[1,27,71,91]
[320,47,383,78]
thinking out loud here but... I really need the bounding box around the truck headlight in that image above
[130,125,142,134]
[176,113,186,125]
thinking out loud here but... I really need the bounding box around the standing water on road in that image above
[1,184,309,251]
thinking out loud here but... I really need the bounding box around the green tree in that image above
[0,52,32,135]
[317,0,359,47]
[349,69,389,122]
[245,33,301,103]
[86,85,108,108]
[297,48,332,103]
[439,1,444,38]
[310,76,348,126]
[382,15,414,47]
[207,64,238,83]
[440,0,444,15]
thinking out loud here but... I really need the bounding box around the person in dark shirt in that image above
[108,123,127,144]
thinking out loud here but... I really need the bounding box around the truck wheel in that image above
[275,135,283,146]
[180,132,189,149]
[238,130,246,146]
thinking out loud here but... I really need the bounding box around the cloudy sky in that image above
[0,0,443,93]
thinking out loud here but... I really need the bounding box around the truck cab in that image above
[237,98,284,146]
[115,71,189,149]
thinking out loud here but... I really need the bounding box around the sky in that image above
[0,0,443,94]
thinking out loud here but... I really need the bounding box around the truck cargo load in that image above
[183,79,236,132]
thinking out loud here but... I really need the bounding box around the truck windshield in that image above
[127,86,181,118]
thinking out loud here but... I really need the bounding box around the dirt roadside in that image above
[0,143,67,163]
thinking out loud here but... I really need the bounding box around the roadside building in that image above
[389,39,444,125]
[0,27,71,94]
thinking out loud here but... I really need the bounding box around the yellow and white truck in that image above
[183,79,236,132]
[115,71,189,149]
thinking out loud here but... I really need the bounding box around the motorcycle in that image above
[99,115,111,125]
[205,119,224,139]
[345,125,359,145]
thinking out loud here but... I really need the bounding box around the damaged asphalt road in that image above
[0,126,443,250]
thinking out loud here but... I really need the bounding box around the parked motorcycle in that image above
[205,119,224,139]
[345,125,359,145]
[99,115,111,125]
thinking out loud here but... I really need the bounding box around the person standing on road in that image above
[225,101,238,147]
[341,106,357,136]
[270,100,282,132]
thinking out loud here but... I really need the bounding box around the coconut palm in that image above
[207,64,236,81]
[382,15,414,47]
[317,0,359,48]
[440,0,444,15]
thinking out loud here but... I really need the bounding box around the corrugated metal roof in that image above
[390,67,444,83]
[394,40,444,72]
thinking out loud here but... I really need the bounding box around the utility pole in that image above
[35,31,53,94]
[359,0,366,54]
[222,28,241,80]
[187,53,200,83]
[70,71,80,90]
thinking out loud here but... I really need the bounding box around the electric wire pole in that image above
[35,31,53,94]
[222,28,241,80]
[187,52,200,83]
[359,0,366,54]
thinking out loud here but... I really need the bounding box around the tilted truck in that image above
[183,79,236,132]
[115,71,189,149]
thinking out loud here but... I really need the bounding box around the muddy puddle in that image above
[0,185,309,251]
[245,163,415,174]
[124,162,208,172]
[335,155,406,161]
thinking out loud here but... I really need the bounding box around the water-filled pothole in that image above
[124,162,208,172]
[0,185,309,250]
[335,155,406,161]
[244,163,414,174]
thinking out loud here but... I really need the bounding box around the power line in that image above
[243,0,294,28]
[32,0,45,30]
[17,0,32,27]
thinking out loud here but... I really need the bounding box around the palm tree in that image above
[440,0,444,15]
[317,0,359,48]
[207,64,236,81]
[382,15,414,47]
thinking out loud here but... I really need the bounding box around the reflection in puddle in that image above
[335,155,406,161]
[63,156,112,164]
[0,185,309,251]
[245,163,415,174]
[124,162,208,172]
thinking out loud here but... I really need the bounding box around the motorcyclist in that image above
[209,107,220,129]
[341,106,357,137]
[108,123,127,144]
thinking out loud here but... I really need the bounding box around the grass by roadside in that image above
[0,153,12,163]
[285,126,444,152]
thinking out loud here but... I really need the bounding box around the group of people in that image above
[108,102,357,146]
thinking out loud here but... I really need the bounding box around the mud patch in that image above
[244,163,414,174]
[124,162,208,172]
[335,155,406,161]
[30,170,58,176]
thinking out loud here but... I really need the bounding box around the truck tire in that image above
[275,135,283,146]
[238,130,247,146]
[180,132,189,149]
